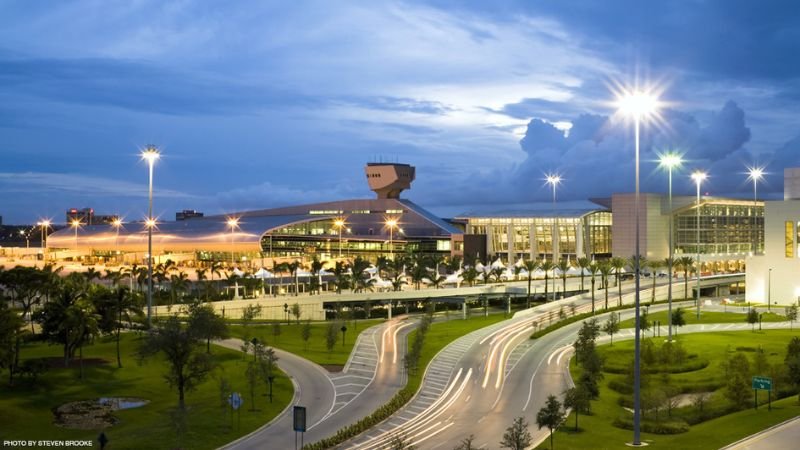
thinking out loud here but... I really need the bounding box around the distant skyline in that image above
[2,1,800,224]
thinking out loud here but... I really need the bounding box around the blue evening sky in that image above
[2,1,799,224]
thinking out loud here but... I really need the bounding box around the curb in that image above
[718,416,800,449]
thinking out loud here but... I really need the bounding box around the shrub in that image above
[613,416,689,434]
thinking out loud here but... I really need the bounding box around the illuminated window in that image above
[787,221,795,258]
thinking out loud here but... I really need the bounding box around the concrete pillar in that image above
[529,224,537,260]
[576,220,585,259]
[553,221,560,261]
[486,225,494,260]
[462,300,467,320]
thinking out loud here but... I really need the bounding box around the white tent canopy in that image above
[253,268,273,279]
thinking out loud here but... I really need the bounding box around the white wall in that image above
[746,200,800,305]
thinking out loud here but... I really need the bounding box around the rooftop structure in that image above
[365,163,415,199]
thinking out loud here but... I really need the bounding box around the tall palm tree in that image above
[610,257,627,307]
[110,287,142,368]
[556,259,571,298]
[575,256,590,292]
[488,267,505,283]
[196,268,209,299]
[169,272,189,305]
[446,255,463,273]
[540,259,555,301]
[410,263,429,290]
[678,256,695,301]
[104,268,123,288]
[62,298,99,379]
[310,257,325,295]
[287,260,302,296]
[332,261,349,294]
[429,254,447,278]
[83,267,102,283]
[587,261,599,314]
[350,257,372,293]
[462,266,479,287]
[388,257,407,292]
[597,261,613,310]
[523,259,540,308]
[375,256,391,280]
[647,259,664,304]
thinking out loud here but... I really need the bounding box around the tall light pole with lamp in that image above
[658,153,682,341]
[70,219,82,252]
[111,218,123,263]
[227,217,240,267]
[616,87,661,447]
[545,173,561,300]
[141,145,160,328]
[334,218,346,258]
[385,218,399,259]
[747,166,764,256]
[691,170,707,320]
[38,219,51,261]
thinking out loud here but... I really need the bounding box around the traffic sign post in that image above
[293,406,307,450]
[229,392,243,430]
[752,376,772,411]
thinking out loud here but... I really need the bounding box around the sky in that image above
[2,0,800,224]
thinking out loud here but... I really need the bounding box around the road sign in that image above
[293,406,307,432]
[752,376,772,391]
[229,392,243,410]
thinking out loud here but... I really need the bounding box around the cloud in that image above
[0,172,192,198]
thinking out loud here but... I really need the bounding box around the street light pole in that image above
[227,217,239,267]
[546,174,561,301]
[616,88,659,447]
[386,218,398,259]
[748,167,764,256]
[768,268,772,311]
[692,171,706,320]
[659,154,682,342]
[334,218,345,258]
[142,145,160,328]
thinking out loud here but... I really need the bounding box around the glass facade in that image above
[673,202,763,255]
[463,211,611,260]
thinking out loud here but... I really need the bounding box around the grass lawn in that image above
[229,319,384,367]
[619,308,788,329]
[405,313,510,393]
[0,334,291,450]
[544,329,800,450]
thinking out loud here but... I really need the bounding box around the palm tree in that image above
[429,273,446,289]
[388,257,407,292]
[410,263,429,290]
[287,260,302,296]
[104,268,124,288]
[647,259,664,304]
[446,256,463,273]
[576,256,590,291]
[350,257,372,293]
[310,257,325,295]
[610,257,627,307]
[556,259,571,298]
[196,268,209,299]
[110,287,142,367]
[62,298,99,379]
[462,266,479,287]
[169,272,189,305]
[488,267,505,283]
[332,261,349,294]
[587,261,599,314]
[598,261,613,310]
[523,260,540,308]
[375,256,391,280]
[83,267,102,283]
[540,260,555,301]
[677,256,695,301]
[429,254,447,279]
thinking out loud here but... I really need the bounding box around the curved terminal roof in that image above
[47,198,458,253]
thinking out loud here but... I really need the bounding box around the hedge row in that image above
[613,416,690,434]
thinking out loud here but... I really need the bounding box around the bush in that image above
[613,416,689,434]
[530,301,672,340]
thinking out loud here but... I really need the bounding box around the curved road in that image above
[217,318,415,449]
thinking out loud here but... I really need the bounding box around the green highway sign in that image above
[752,376,772,391]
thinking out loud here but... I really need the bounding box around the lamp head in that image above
[747,166,765,183]
[71,219,82,229]
[545,173,562,187]
[385,218,398,229]
[112,218,123,228]
[691,171,707,185]
[226,217,240,230]
[141,145,160,165]
[616,89,660,119]
[334,218,345,228]
[145,218,157,229]
[658,153,683,170]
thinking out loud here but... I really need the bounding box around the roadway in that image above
[217,318,415,449]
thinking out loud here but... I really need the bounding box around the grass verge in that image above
[618,308,787,329]
[0,334,291,450]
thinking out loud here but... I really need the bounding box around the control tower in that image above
[365,163,415,199]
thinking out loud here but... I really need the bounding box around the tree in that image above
[271,322,281,343]
[563,384,591,431]
[291,302,302,324]
[639,309,651,334]
[310,257,325,295]
[587,262,599,314]
[0,302,25,385]
[462,267,479,287]
[672,307,686,335]
[752,346,769,375]
[452,435,475,450]
[241,304,262,325]
[556,259,570,298]
[138,316,215,409]
[523,260,540,308]
[245,360,259,411]
[500,416,532,450]
[786,305,797,330]
[576,256,590,292]
[169,272,190,305]
[108,287,143,367]
[785,336,800,402]
[35,273,90,366]
[536,396,565,450]
[723,352,752,409]
[1,266,48,333]
[332,261,349,294]
[746,308,759,331]
[677,256,695,300]
[62,298,100,379]
[540,260,555,301]
[647,259,664,303]
[610,257,627,306]
[603,312,620,346]
[597,262,613,310]
[325,321,338,354]
[301,319,312,350]
[187,302,229,353]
